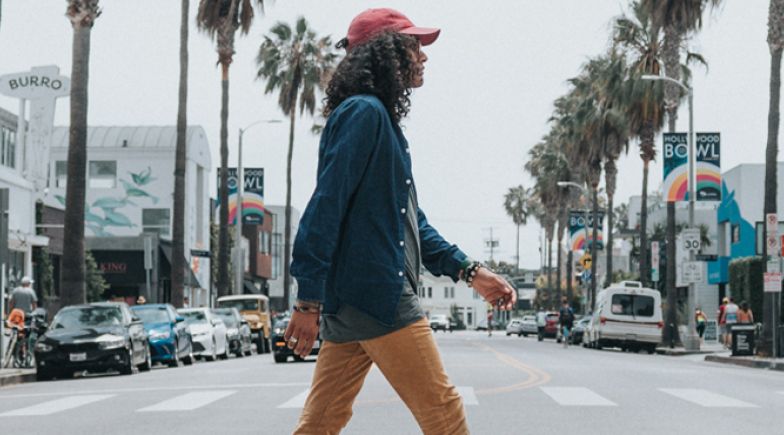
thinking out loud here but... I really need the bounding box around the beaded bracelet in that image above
[464,262,484,288]
[292,304,321,315]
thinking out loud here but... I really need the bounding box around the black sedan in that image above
[212,308,253,357]
[34,302,151,381]
[570,317,591,345]
[271,318,320,363]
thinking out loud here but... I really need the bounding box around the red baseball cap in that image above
[345,8,440,50]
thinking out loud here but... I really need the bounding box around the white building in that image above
[265,204,300,311]
[418,272,488,329]
[49,126,212,305]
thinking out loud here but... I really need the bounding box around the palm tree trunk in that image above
[61,16,93,307]
[567,249,573,303]
[217,62,230,297]
[590,186,599,310]
[762,43,782,356]
[664,201,681,347]
[547,232,553,304]
[639,158,651,285]
[284,96,297,308]
[663,24,683,132]
[556,232,562,303]
[605,159,617,288]
[515,223,520,273]
[171,0,189,308]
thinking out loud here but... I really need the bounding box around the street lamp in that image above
[235,119,282,297]
[641,74,699,351]
[557,181,592,310]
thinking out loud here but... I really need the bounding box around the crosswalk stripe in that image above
[278,389,310,409]
[137,390,237,412]
[540,387,617,406]
[0,394,115,417]
[659,388,757,408]
[456,386,479,406]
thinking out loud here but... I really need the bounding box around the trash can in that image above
[778,325,784,358]
[731,324,755,356]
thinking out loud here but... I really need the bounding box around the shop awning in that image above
[159,241,203,289]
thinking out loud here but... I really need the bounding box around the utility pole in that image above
[484,227,499,264]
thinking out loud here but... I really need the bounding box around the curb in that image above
[704,355,784,371]
[0,371,36,388]
[655,348,719,356]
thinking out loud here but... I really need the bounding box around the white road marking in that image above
[0,394,115,417]
[278,388,310,409]
[0,382,309,400]
[456,386,479,406]
[137,390,237,412]
[540,387,617,406]
[659,388,758,408]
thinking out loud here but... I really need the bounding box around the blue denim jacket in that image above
[291,95,467,326]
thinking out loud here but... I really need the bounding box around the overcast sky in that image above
[0,1,774,269]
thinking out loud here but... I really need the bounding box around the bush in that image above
[728,257,764,319]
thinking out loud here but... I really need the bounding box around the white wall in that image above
[418,272,488,328]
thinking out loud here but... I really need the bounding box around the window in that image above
[259,231,271,254]
[444,287,449,298]
[271,233,282,279]
[0,126,15,169]
[427,287,432,298]
[142,208,170,236]
[88,161,117,188]
[55,161,67,188]
[473,290,480,300]
[450,287,455,298]
[610,294,654,317]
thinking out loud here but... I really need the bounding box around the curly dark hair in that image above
[324,32,419,123]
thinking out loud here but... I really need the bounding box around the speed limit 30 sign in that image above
[682,228,701,253]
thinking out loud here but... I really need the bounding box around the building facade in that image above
[265,204,300,312]
[418,272,489,329]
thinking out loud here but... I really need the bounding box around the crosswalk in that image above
[0,387,778,417]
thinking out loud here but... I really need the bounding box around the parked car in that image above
[429,314,452,332]
[216,295,272,354]
[475,319,501,331]
[538,312,560,341]
[212,308,253,357]
[131,304,194,367]
[570,317,590,345]
[584,281,663,353]
[506,318,524,336]
[34,302,151,381]
[271,318,320,363]
[178,308,229,361]
[520,315,538,337]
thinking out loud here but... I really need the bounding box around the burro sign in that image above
[0,66,70,192]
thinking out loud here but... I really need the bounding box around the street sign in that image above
[682,261,703,283]
[768,258,781,274]
[651,241,660,282]
[682,228,701,253]
[190,249,210,258]
[580,253,592,270]
[696,254,718,261]
[143,236,153,270]
[766,213,778,234]
[767,234,781,258]
[764,272,782,293]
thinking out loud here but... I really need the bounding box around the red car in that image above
[537,312,560,341]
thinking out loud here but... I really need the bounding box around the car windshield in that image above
[52,306,124,329]
[180,311,208,325]
[218,299,260,311]
[522,316,535,322]
[133,308,170,324]
[274,319,289,330]
[213,311,238,327]
[611,294,655,317]
[431,315,447,321]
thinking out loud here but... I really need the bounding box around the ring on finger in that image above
[289,337,299,344]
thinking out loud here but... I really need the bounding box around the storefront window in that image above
[0,126,15,169]
[88,161,117,188]
[55,161,67,188]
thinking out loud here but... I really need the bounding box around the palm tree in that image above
[762,0,784,356]
[61,1,101,307]
[613,1,666,288]
[197,0,266,297]
[256,17,337,309]
[171,0,189,308]
[504,185,532,273]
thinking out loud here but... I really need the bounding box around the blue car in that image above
[130,304,194,367]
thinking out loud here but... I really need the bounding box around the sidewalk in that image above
[655,342,724,356]
[0,368,36,387]
[704,353,784,371]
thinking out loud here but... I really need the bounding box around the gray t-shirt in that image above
[321,188,424,343]
[10,286,38,313]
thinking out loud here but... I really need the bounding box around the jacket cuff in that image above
[446,250,469,282]
[294,277,326,303]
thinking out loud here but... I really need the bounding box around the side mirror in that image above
[211,319,219,326]
[176,316,185,323]
[131,315,141,323]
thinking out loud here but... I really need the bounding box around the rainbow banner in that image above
[568,210,605,251]
[662,133,689,202]
[216,167,265,225]
[695,132,721,201]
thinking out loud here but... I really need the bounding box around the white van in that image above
[584,281,663,353]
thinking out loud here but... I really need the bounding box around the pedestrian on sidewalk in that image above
[536,309,546,341]
[487,308,494,337]
[285,8,516,434]
[717,297,728,346]
[695,307,707,342]
[737,301,754,324]
[721,297,739,348]
[9,277,37,315]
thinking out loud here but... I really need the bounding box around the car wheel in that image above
[274,353,287,363]
[220,341,230,360]
[647,345,657,354]
[36,368,54,382]
[522,333,527,337]
[168,341,181,368]
[256,335,265,355]
[120,347,135,375]
[183,345,194,366]
[139,345,152,372]
[206,339,217,362]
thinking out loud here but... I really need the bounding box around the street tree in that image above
[256,17,338,308]
[504,185,532,273]
[197,0,266,298]
[762,0,784,356]
[61,0,101,307]
[171,0,189,308]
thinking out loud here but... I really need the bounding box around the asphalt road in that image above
[0,331,782,435]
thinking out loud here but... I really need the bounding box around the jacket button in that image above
[398,271,404,277]
[399,241,404,247]
[401,208,406,214]
[405,179,412,185]
[405,148,410,154]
